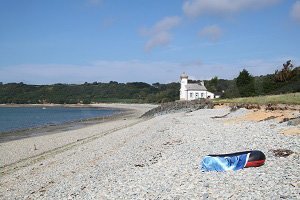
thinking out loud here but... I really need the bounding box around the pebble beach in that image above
[0,104,299,199]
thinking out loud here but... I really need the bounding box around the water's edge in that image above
[0,105,132,143]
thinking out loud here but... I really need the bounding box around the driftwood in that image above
[211,113,230,119]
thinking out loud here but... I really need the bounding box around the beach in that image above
[0,103,156,167]
[0,104,299,199]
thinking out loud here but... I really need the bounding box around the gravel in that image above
[0,108,299,199]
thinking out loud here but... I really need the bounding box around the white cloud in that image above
[153,16,182,33]
[140,16,181,51]
[291,1,300,23]
[199,25,223,41]
[183,0,280,17]
[145,32,171,51]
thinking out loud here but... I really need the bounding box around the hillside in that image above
[0,65,299,104]
[0,82,180,104]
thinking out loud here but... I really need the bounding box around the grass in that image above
[213,92,300,105]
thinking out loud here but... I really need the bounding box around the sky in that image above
[0,0,299,84]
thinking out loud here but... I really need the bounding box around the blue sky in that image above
[0,0,299,84]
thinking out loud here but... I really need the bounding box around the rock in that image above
[271,149,294,157]
[203,193,209,199]
[141,99,214,117]
[287,117,300,126]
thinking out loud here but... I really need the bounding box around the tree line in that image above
[205,61,300,98]
[0,81,180,104]
[0,61,299,104]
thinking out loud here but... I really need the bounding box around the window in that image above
[190,92,193,98]
[195,93,199,98]
[201,93,204,98]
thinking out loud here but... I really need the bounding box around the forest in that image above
[0,61,299,104]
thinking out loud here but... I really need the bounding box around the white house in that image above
[180,72,216,100]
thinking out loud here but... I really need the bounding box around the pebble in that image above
[0,108,299,199]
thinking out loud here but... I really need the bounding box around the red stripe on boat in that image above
[245,160,265,168]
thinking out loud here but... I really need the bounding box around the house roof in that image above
[186,83,207,91]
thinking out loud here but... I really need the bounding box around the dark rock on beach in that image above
[287,116,300,126]
[141,99,214,118]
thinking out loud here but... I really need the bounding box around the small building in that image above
[180,72,216,100]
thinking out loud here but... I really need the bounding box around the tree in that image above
[210,76,218,92]
[275,60,295,82]
[152,82,160,88]
[236,69,256,97]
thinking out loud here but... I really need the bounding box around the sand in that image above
[0,104,299,199]
[0,103,156,168]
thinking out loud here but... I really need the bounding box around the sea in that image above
[0,106,120,133]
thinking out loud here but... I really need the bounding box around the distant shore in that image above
[0,103,136,109]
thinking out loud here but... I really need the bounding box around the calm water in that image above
[0,106,120,133]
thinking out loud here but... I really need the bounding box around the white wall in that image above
[206,91,215,99]
[180,77,188,100]
[187,91,209,100]
[180,77,216,100]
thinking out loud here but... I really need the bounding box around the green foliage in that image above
[275,60,296,82]
[205,65,300,99]
[0,62,299,104]
[214,92,300,105]
[204,76,218,93]
[0,82,180,104]
[236,69,256,97]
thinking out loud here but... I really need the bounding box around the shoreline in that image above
[0,103,157,143]
[0,106,298,199]
[0,109,130,143]
[0,103,157,169]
